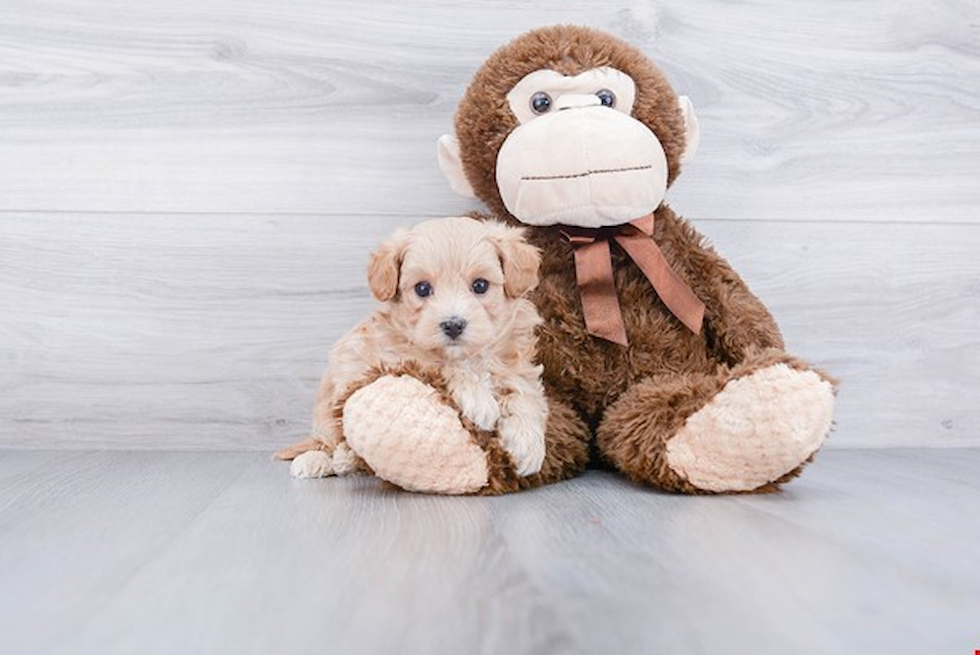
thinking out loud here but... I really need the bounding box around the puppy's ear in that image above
[486,222,540,298]
[367,229,410,302]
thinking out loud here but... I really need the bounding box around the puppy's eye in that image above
[414,281,433,298]
[530,92,552,115]
[471,278,489,295]
[596,89,616,108]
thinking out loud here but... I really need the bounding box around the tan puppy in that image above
[280,216,547,480]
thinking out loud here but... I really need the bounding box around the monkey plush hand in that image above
[341,25,835,495]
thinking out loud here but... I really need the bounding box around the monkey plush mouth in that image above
[521,164,654,181]
[506,156,666,228]
[493,102,671,228]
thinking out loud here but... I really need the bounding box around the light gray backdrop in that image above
[1,0,977,450]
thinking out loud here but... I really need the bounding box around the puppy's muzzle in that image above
[439,317,467,341]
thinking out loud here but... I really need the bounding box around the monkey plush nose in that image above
[440,317,467,340]
[555,93,602,110]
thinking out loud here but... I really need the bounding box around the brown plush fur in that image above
[478,204,790,418]
[596,348,835,494]
[447,26,835,494]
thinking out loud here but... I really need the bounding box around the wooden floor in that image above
[1,448,977,655]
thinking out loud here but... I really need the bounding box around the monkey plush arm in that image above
[664,212,785,365]
[698,255,785,365]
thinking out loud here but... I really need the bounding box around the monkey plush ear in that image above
[678,95,700,164]
[437,134,477,198]
[367,229,410,302]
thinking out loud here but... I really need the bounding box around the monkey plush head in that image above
[438,25,700,229]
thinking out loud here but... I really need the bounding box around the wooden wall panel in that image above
[0,0,977,221]
[1,0,977,449]
[2,214,976,449]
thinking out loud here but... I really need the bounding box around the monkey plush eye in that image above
[471,278,489,295]
[530,92,552,114]
[414,281,433,298]
[596,89,616,108]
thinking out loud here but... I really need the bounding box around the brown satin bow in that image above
[560,213,705,346]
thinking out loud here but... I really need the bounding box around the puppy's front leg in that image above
[497,370,548,476]
[285,358,363,479]
[447,366,501,431]
[291,441,361,479]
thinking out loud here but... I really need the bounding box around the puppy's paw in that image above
[453,385,501,431]
[498,414,546,477]
[331,442,359,476]
[290,450,334,479]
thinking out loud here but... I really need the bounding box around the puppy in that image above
[277,216,548,481]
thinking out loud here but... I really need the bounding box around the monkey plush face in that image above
[439,26,700,228]
[494,66,669,228]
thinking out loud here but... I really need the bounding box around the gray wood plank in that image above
[0,450,99,514]
[734,449,980,598]
[0,451,256,655]
[0,213,390,450]
[490,450,980,655]
[0,449,977,655]
[0,0,977,221]
[0,451,575,655]
[0,214,980,450]
[2,213,977,450]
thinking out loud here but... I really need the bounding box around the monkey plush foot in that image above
[665,363,834,492]
[342,375,490,494]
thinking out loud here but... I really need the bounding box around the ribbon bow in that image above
[560,213,705,346]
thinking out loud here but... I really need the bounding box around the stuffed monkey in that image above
[301,25,835,495]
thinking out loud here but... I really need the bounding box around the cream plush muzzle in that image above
[495,105,668,228]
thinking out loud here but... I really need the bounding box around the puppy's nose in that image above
[439,317,467,340]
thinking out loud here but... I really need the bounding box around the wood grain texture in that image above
[1,0,978,451]
[1,213,977,450]
[0,0,978,221]
[0,449,977,655]
[2,7,977,655]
